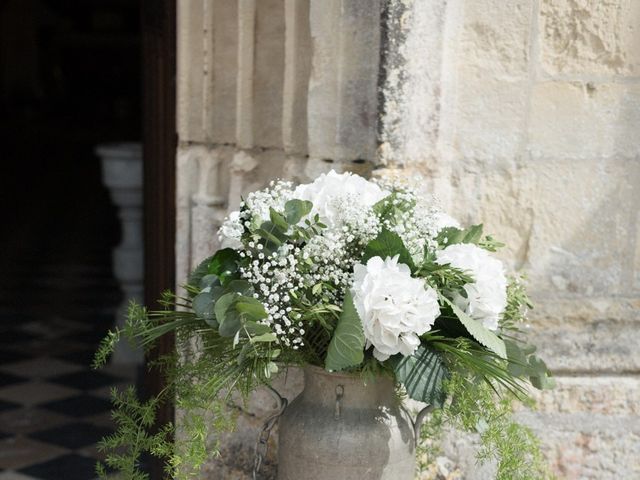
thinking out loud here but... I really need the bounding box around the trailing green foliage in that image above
[417,370,555,480]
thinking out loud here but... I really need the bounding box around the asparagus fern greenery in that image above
[94,171,555,478]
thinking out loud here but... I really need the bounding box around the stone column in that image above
[97,142,144,365]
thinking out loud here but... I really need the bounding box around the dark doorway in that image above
[0,0,143,477]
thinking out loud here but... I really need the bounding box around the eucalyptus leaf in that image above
[215,293,242,337]
[250,332,278,343]
[362,228,415,270]
[269,208,289,230]
[226,280,253,296]
[256,220,287,252]
[439,294,507,359]
[192,292,218,328]
[392,345,447,407]
[325,291,365,371]
[235,296,268,321]
[199,274,220,290]
[284,199,313,224]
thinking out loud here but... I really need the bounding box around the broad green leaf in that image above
[463,224,483,244]
[207,248,241,285]
[250,332,278,343]
[439,294,507,359]
[245,321,272,336]
[392,345,448,407]
[284,199,313,224]
[187,255,214,290]
[325,291,365,371]
[235,296,268,321]
[269,208,289,230]
[192,292,218,328]
[199,274,220,290]
[256,220,287,252]
[215,293,242,337]
[226,280,253,296]
[362,228,415,270]
[528,356,556,390]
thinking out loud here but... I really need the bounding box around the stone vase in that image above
[277,366,420,480]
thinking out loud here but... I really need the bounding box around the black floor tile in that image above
[19,453,99,480]
[0,372,28,387]
[29,421,113,450]
[54,349,102,367]
[0,399,21,413]
[50,370,122,390]
[41,394,112,418]
[0,349,31,364]
[0,330,38,345]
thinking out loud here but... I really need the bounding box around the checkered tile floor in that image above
[0,265,138,480]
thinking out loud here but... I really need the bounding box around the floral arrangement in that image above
[95,170,555,480]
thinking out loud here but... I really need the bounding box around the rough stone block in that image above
[460,0,531,79]
[540,0,640,76]
[253,0,285,148]
[521,157,639,297]
[529,82,640,160]
[205,0,239,144]
[177,0,206,142]
[525,296,640,373]
[528,376,640,416]
[453,74,529,160]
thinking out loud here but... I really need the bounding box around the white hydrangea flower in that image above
[293,170,389,229]
[351,255,440,361]
[435,243,507,331]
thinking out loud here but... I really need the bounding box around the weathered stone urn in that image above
[277,366,420,480]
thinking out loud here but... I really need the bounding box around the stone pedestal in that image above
[97,142,144,365]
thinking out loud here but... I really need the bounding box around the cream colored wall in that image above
[175,1,640,478]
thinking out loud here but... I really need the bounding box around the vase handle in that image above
[252,384,288,480]
[403,404,434,442]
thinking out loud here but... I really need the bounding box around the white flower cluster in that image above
[216,170,509,361]
[352,255,440,361]
[435,243,507,330]
[238,242,306,349]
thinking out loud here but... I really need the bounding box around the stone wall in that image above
[175,1,640,478]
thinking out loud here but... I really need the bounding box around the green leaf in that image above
[226,280,253,296]
[269,208,289,230]
[284,199,313,224]
[462,224,483,244]
[187,255,214,290]
[256,220,287,252]
[199,274,220,290]
[325,291,365,371]
[244,321,272,336]
[439,294,507,359]
[235,296,268,322]
[436,224,483,247]
[392,345,448,407]
[207,248,241,284]
[362,228,415,270]
[192,292,218,328]
[215,293,242,337]
[250,332,278,343]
